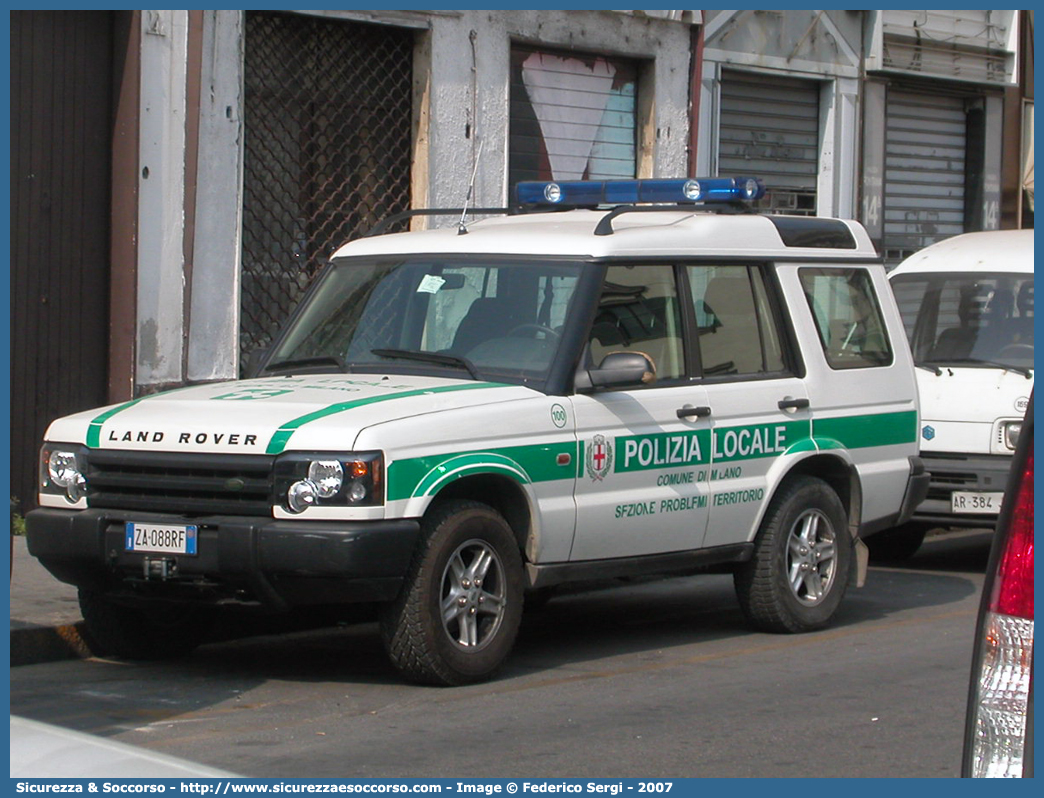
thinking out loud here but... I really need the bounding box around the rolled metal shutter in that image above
[719,69,820,215]
[509,46,637,183]
[883,90,966,264]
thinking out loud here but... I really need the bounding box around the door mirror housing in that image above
[575,351,656,392]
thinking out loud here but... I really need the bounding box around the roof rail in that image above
[593,201,752,236]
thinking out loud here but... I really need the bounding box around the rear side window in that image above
[689,265,786,377]
[800,268,893,369]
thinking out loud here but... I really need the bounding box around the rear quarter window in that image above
[799,268,893,369]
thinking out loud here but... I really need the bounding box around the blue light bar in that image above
[515,177,765,207]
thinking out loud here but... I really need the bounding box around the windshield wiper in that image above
[371,348,480,380]
[262,355,348,375]
[925,358,1033,379]
[915,361,944,376]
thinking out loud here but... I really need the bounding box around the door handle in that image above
[778,398,810,411]
[677,405,712,419]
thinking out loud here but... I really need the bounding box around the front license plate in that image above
[951,491,1004,515]
[125,523,198,555]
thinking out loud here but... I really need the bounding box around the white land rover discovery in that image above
[27,178,929,685]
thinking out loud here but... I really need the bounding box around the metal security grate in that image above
[240,11,414,364]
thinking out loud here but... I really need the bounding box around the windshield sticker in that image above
[417,275,447,294]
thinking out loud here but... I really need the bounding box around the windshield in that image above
[889,272,1033,372]
[266,257,584,386]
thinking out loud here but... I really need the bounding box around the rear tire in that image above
[734,476,852,633]
[866,523,928,561]
[79,590,215,659]
[380,500,524,686]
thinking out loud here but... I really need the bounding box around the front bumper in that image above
[25,508,420,612]
[911,452,1014,528]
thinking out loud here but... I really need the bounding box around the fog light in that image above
[67,473,87,503]
[287,479,319,513]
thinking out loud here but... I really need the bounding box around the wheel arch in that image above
[423,473,534,557]
[770,453,863,538]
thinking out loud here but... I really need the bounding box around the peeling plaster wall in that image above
[137,10,188,388]
[187,11,243,383]
[422,10,694,212]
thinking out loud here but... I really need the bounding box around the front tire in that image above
[78,590,215,659]
[380,500,524,686]
[734,476,853,633]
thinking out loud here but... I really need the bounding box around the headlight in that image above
[274,452,383,514]
[1003,421,1022,450]
[40,444,88,503]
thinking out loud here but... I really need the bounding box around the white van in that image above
[881,229,1033,558]
[26,178,928,684]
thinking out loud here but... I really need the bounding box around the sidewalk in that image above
[9,535,92,666]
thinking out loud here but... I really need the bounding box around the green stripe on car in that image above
[813,410,917,449]
[388,441,578,501]
[85,386,197,448]
[265,383,507,454]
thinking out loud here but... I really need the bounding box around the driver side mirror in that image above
[575,351,657,392]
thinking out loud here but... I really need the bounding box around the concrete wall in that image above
[416,10,695,212]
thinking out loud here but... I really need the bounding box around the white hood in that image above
[47,375,532,456]
[916,366,1032,454]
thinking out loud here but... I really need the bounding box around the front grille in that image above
[922,452,1013,503]
[87,450,275,517]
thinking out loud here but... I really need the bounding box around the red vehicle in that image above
[962,392,1033,777]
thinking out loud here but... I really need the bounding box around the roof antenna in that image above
[458,137,484,235]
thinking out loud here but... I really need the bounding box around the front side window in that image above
[589,265,685,381]
[267,258,583,386]
[800,268,893,369]
[690,265,786,377]
[889,272,1033,372]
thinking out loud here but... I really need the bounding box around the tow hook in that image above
[143,557,178,580]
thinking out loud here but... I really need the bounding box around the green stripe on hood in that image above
[86,385,198,448]
[265,382,507,454]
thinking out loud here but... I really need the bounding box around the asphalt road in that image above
[9,528,991,779]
